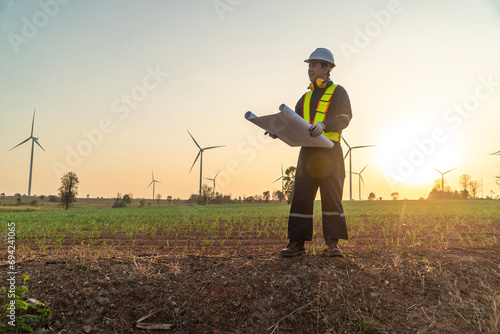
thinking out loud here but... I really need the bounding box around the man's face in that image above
[308,61,329,82]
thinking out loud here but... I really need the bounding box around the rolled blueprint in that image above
[244,104,334,148]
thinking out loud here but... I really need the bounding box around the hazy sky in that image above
[1,0,500,200]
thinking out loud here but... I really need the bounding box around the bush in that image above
[0,274,52,333]
[30,200,38,206]
[112,200,126,208]
[16,197,22,206]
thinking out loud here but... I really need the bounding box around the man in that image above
[271,48,352,257]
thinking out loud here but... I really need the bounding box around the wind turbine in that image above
[147,170,161,200]
[273,163,285,194]
[435,168,456,191]
[205,170,221,199]
[9,108,45,197]
[352,164,368,201]
[342,137,376,201]
[188,130,225,196]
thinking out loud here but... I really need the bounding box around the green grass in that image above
[1,200,498,256]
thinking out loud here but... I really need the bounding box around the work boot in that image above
[322,240,343,257]
[279,241,306,257]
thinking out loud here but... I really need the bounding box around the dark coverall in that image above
[288,81,352,242]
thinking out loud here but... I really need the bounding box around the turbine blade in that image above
[352,145,377,149]
[435,169,443,174]
[341,136,350,148]
[31,108,36,137]
[152,170,154,180]
[281,163,283,176]
[187,130,202,150]
[360,175,365,186]
[189,151,201,173]
[147,180,154,188]
[360,164,368,174]
[214,170,221,179]
[343,149,350,160]
[273,176,283,183]
[203,145,225,150]
[444,168,456,174]
[9,137,31,151]
[34,139,45,152]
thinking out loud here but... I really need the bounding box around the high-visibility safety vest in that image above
[303,84,342,143]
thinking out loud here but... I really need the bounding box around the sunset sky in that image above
[1,0,499,200]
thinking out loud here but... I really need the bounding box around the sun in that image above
[375,116,461,186]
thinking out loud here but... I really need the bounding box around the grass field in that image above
[1,199,499,333]
[1,200,498,258]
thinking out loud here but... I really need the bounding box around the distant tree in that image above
[378,197,383,201]
[59,172,79,210]
[1,193,5,198]
[283,166,296,204]
[40,195,45,200]
[274,190,285,203]
[123,194,132,204]
[244,196,255,203]
[167,195,172,205]
[263,191,270,203]
[459,174,471,192]
[200,184,212,205]
[459,174,471,199]
[469,180,480,199]
[15,193,21,197]
[432,178,443,191]
[156,193,162,205]
[86,194,90,199]
[16,197,22,205]
[390,192,399,200]
[368,192,376,201]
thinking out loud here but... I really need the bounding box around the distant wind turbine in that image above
[188,131,225,196]
[342,137,376,201]
[435,168,456,191]
[352,164,368,201]
[205,170,221,199]
[9,108,45,197]
[273,163,285,194]
[147,170,161,200]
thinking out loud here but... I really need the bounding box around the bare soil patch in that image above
[2,242,499,334]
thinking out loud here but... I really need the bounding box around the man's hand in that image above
[265,131,278,139]
[309,122,325,137]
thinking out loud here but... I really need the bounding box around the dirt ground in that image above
[2,231,499,334]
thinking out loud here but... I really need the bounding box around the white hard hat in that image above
[304,48,335,68]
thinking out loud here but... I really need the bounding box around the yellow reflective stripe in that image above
[303,91,312,123]
[303,84,342,142]
[324,131,341,142]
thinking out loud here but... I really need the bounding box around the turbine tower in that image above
[273,163,285,194]
[435,168,456,191]
[147,170,161,200]
[352,164,368,201]
[205,170,221,199]
[9,108,45,196]
[188,130,225,197]
[342,137,376,201]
